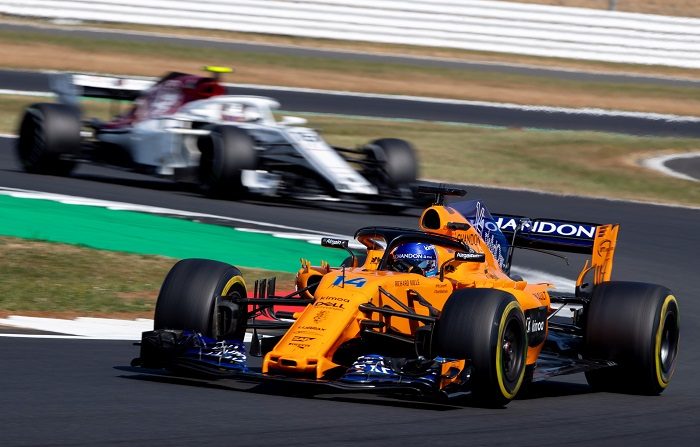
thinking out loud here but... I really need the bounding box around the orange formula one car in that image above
[133,186,680,407]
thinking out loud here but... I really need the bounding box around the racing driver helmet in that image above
[389,242,439,277]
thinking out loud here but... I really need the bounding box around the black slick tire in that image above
[584,281,680,395]
[16,103,80,175]
[364,138,418,186]
[154,258,248,340]
[433,288,527,407]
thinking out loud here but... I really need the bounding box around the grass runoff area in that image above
[1,94,699,207]
[0,237,297,319]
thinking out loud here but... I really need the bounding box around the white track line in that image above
[0,89,53,97]
[0,317,256,341]
[641,152,700,182]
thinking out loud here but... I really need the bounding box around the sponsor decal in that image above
[527,318,545,332]
[435,283,449,294]
[455,251,485,262]
[457,233,482,246]
[321,237,348,248]
[524,307,547,347]
[533,292,548,302]
[313,310,329,324]
[597,239,612,257]
[314,301,345,309]
[395,279,421,287]
[298,325,326,332]
[472,202,508,270]
[370,256,381,264]
[291,336,316,342]
[318,296,350,303]
[395,252,432,260]
[495,217,596,240]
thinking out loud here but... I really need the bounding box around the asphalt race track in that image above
[3,68,700,137]
[1,135,699,445]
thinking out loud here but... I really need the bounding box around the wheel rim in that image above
[659,309,679,375]
[214,275,249,341]
[502,318,525,383]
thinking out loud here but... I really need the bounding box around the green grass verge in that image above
[2,95,699,207]
[0,237,297,317]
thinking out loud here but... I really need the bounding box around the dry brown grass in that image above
[498,0,700,17]
[2,40,700,116]
[0,237,296,318]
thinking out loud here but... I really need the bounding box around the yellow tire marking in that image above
[654,294,678,388]
[222,275,246,296]
[495,301,525,399]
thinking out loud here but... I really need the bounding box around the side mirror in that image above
[321,237,357,267]
[454,251,486,262]
[280,116,307,126]
[440,251,485,281]
[321,237,349,249]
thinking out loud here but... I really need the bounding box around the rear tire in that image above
[16,103,80,175]
[198,126,257,198]
[363,138,418,186]
[154,259,248,340]
[584,281,680,395]
[433,289,527,407]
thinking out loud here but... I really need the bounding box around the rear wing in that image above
[493,215,600,254]
[50,73,153,104]
[493,215,619,285]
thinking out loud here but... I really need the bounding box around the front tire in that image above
[154,259,248,340]
[16,103,80,175]
[433,289,528,407]
[584,281,680,395]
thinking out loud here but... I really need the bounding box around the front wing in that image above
[131,330,443,396]
[129,329,615,398]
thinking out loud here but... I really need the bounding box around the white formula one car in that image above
[16,67,421,208]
